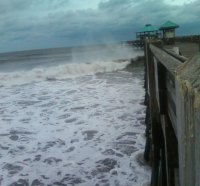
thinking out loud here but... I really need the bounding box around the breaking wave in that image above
[0,60,131,86]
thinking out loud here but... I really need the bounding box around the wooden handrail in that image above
[163,48,188,62]
[150,44,182,75]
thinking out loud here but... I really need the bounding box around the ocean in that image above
[0,44,150,186]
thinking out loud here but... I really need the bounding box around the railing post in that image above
[176,53,200,186]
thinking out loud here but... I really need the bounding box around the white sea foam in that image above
[0,60,130,86]
[0,69,150,186]
[0,47,150,185]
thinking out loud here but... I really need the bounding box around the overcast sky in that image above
[0,0,199,52]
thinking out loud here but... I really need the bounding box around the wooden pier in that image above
[144,39,200,186]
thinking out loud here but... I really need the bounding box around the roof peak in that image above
[160,21,179,30]
[138,24,158,33]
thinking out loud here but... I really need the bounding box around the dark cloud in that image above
[0,0,199,52]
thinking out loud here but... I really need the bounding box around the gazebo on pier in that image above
[135,24,159,47]
[159,21,179,45]
[136,24,159,41]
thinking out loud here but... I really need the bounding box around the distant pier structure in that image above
[133,24,159,48]
[133,21,179,48]
[136,24,159,41]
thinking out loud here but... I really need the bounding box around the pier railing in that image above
[144,40,200,186]
[175,35,200,43]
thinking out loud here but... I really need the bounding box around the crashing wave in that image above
[0,60,131,86]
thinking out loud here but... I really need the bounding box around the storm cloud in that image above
[0,0,199,52]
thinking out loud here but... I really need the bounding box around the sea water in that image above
[0,44,150,186]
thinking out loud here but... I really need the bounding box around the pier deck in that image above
[164,42,199,59]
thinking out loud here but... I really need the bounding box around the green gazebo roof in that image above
[159,21,179,30]
[138,24,158,33]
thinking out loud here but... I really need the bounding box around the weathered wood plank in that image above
[146,39,200,186]
[150,44,182,76]
[153,57,161,111]
[166,80,176,107]
[176,52,200,186]
[166,72,176,99]
[163,48,188,62]
[167,98,177,136]
[155,60,168,115]
[145,40,163,186]
[161,115,170,186]
[161,115,179,186]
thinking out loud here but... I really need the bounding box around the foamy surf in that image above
[0,69,150,186]
[0,60,130,86]
[0,45,150,185]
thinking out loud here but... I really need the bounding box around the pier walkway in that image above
[164,42,199,59]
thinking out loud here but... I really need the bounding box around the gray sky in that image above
[0,0,199,52]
